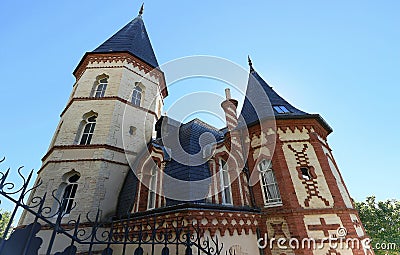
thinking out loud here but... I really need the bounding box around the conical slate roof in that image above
[239,65,332,133]
[240,68,308,126]
[93,15,159,68]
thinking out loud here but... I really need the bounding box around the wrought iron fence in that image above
[0,159,235,255]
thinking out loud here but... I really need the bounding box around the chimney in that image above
[221,88,239,131]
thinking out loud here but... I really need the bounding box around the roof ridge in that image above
[185,118,220,132]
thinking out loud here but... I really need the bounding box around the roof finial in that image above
[248,55,254,73]
[139,3,144,16]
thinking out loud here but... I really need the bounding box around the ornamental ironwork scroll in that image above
[0,158,234,255]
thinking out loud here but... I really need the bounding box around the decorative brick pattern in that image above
[265,217,295,255]
[312,245,354,255]
[113,210,260,238]
[304,214,343,240]
[73,52,167,97]
[326,248,341,255]
[16,13,376,255]
[266,217,291,239]
[307,218,340,237]
[288,144,330,207]
[349,214,365,237]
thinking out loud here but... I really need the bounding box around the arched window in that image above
[131,85,143,106]
[147,166,157,209]
[219,159,232,205]
[259,160,282,205]
[61,174,80,214]
[94,77,108,98]
[79,115,97,145]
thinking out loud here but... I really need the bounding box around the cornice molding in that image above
[41,144,135,163]
[73,52,167,98]
[38,158,129,175]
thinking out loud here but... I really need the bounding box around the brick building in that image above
[19,6,372,255]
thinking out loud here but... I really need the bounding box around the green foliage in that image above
[0,209,12,238]
[355,197,400,255]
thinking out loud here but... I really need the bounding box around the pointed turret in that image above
[240,59,332,132]
[248,55,255,73]
[93,5,159,68]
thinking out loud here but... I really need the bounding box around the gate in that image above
[0,159,235,255]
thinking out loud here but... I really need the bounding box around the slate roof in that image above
[116,65,333,216]
[93,15,159,68]
[239,69,308,126]
[239,68,332,133]
[116,117,225,216]
[116,170,139,217]
[161,118,224,205]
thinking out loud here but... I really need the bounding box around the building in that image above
[19,5,373,255]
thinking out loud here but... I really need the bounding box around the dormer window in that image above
[273,105,290,114]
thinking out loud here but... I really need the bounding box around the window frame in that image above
[259,159,282,207]
[273,105,290,114]
[131,84,143,106]
[60,174,80,215]
[147,166,158,210]
[79,115,97,145]
[219,159,233,205]
[94,78,108,98]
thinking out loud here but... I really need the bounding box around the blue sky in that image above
[0,1,399,212]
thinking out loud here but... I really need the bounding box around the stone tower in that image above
[20,9,167,225]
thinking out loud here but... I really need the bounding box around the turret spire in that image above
[139,3,144,17]
[248,55,254,73]
[93,2,159,68]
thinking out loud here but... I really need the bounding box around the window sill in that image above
[264,202,283,208]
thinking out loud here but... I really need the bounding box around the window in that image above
[300,167,312,180]
[131,85,143,106]
[79,115,97,145]
[147,166,157,209]
[219,160,232,205]
[259,160,282,205]
[94,78,108,98]
[61,174,80,214]
[273,105,290,114]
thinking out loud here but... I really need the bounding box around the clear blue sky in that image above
[0,0,399,212]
